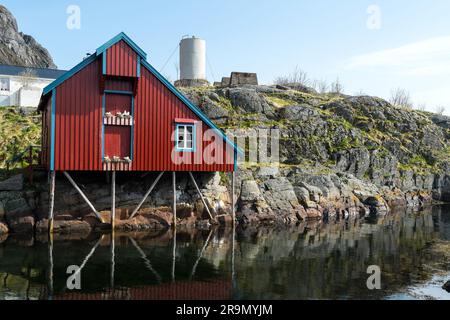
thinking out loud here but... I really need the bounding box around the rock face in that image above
[181,85,450,224]
[2,84,450,233]
[0,174,23,191]
[0,5,56,68]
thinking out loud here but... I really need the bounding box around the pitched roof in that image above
[0,64,67,79]
[40,32,241,155]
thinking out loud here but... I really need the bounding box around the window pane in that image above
[176,124,195,150]
[0,78,9,91]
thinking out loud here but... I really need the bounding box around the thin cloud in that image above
[344,36,450,76]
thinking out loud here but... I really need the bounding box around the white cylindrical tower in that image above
[179,36,206,81]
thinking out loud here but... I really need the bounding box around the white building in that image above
[0,64,66,108]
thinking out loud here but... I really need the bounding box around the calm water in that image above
[0,206,449,300]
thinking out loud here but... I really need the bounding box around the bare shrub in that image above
[389,88,413,109]
[274,66,309,86]
[435,105,446,115]
[330,78,344,94]
[311,79,328,94]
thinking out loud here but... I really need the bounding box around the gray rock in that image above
[0,5,57,68]
[0,174,23,191]
[4,196,34,233]
[0,221,7,235]
[279,104,319,121]
[228,88,274,117]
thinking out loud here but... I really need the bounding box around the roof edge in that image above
[96,32,147,60]
[42,54,96,96]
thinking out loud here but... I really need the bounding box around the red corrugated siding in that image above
[54,58,102,171]
[45,54,234,172]
[106,40,138,78]
[133,67,234,172]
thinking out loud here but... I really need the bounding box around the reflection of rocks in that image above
[443,281,450,293]
[234,207,449,299]
[0,221,8,235]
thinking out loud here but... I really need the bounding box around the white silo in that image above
[179,36,206,81]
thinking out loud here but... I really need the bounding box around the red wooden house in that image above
[37,33,239,231]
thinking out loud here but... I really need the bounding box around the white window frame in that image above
[176,123,195,152]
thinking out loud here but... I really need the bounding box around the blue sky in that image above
[3,0,450,113]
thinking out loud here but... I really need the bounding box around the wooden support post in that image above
[129,237,162,283]
[111,171,116,232]
[232,171,236,227]
[110,234,115,290]
[171,228,176,282]
[129,171,165,219]
[63,171,104,223]
[48,171,56,235]
[231,216,236,289]
[188,172,214,221]
[62,235,104,291]
[47,234,54,300]
[172,171,177,229]
[190,228,214,280]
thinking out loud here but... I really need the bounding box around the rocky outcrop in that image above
[0,5,56,68]
[0,171,231,235]
[0,173,23,191]
[182,85,450,224]
[2,84,450,234]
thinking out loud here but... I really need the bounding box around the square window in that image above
[0,78,10,91]
[176,124,195,151]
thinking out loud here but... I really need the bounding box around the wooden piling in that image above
[188,172,214,221]
[171,228,176,282]
[47,234,54,300]
[63,171,104,223]
[172,171,177,229]
[110,234,115,290]
[232,171,236,227]
[130,171,165,219]
[111,171,116,232]
[48,171,56,235]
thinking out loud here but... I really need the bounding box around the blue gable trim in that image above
[43,32,145,96]
[96,32,147,60]
[50,89,56,171]
[140,59,242,156]
[43,53,96,96]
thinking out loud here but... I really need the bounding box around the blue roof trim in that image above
[50,89,56,171]
[95,32,147,60]
[141,59,242,155]
[43,53,96,96]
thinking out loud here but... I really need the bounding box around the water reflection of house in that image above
[47,280,232,300]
